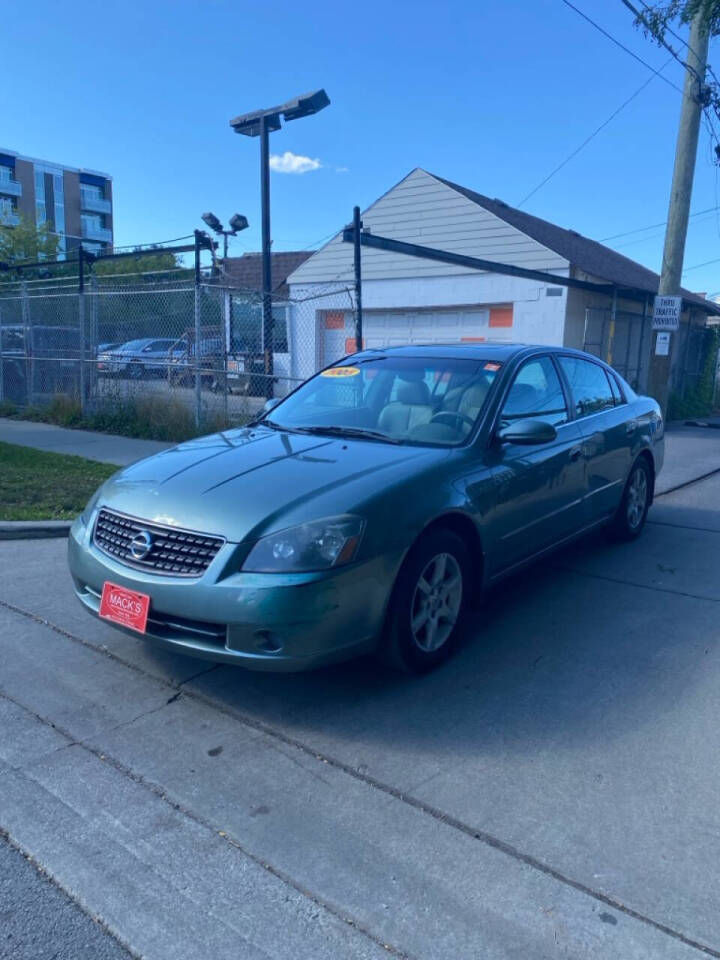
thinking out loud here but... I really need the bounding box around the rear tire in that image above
[378,528,471,674]
[608,457,651,541]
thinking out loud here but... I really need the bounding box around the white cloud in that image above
[269,151,322,174]
[335,166,350,174]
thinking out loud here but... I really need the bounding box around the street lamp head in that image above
[201,212,223,234]
[281,89,330,121]
[230,89,330,137]
[228,213,249,234]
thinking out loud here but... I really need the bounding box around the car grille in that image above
[94,508,224,577]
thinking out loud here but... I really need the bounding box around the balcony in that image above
[0,212,20,226]
[80,192,111,214]
[82,222,113,243]
[0,178,22,197]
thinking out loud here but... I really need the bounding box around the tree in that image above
[0,215,59,266]
[630,1,720,41]
[92,247,182,277]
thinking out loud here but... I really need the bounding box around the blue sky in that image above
[3,0,720,293]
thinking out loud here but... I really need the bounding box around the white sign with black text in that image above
[652,295,682,330]
[655,331,671,356]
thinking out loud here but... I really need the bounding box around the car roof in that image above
[351,342,571,362]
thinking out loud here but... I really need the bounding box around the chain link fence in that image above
[0,268,355,436]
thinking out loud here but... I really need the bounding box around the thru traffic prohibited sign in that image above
[652,295,682,330]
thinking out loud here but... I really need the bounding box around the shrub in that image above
[1,392,237,443]
[668,326,720,420]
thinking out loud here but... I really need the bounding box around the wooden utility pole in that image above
[648,8,710,411]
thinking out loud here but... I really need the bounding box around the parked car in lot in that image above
[167,336,224,388]
[97,338,178,378]
[1,324,81,404]
[69,343,664,674]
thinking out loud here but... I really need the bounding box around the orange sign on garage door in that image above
[325,311,345,329]
[489,305,513,328]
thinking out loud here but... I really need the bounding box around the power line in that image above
[682,255,720,273]
[109,233,194,252]
[600,204,720,241]
[560,0,682,93]
[518,58,672,206]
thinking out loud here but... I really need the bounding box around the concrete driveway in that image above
[2,432,720,959]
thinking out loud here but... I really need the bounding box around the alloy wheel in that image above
[626,467,648,530]
[410,552,463,653]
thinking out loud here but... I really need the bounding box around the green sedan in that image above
[68,343,663,673]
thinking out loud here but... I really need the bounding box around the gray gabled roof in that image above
[434,173,719,315]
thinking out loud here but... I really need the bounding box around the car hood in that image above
[96,426,443,542]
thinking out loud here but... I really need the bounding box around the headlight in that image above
[81,488,102,524]
[242,515,365,573]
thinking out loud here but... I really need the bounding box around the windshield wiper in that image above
[291,425,402,444]
[245,417,283,430]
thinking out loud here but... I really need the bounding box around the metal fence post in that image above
[78,247,86,416]
[194,230,202,431]
[89,274,98,413]
[21,279,32,406]
[0,295,4,404]
[353,206,363,352]
[223,288,231,426]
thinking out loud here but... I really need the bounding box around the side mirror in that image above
[497,418,557,445]
[263,397,281,414]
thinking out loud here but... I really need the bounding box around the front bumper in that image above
[67,515,403,672]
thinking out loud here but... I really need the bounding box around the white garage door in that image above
[322,306,508,365]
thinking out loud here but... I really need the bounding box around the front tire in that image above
[609,457,651,541]
[378,528,471,673]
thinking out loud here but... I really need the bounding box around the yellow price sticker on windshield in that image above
[321,366,360,378]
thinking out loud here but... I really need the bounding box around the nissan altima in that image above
[68,344,664,673]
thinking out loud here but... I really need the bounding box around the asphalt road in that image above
[0,833,131,960]
[1,438,720,959]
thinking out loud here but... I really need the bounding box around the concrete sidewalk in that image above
[656,424,720,493]
[0,417,171,466]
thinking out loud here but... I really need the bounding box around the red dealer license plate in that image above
[99,581,150,634]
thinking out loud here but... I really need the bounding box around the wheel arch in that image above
[635,447,656,504]
[417,510,485,593]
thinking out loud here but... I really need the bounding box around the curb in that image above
[0,521,72,541]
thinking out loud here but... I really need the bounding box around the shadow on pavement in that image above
[144,514,717,767]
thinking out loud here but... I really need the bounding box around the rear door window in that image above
[557,356,615,419]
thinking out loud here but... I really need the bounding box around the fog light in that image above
[254,630,283,653]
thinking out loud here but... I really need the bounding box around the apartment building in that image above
[0,148,113,257]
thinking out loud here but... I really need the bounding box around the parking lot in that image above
[2,428,720,959]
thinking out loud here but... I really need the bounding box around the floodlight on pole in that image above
[228,213,249,233]
[229,89,330,398]
[200,211,249,260]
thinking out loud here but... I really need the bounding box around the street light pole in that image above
[260,113,273,397]
[230,90,330,401]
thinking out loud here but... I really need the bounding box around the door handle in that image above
[569,446,583,462]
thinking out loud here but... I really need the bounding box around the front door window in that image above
[500,356,569,426]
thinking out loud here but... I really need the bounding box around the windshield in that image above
[267,355,501,446]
